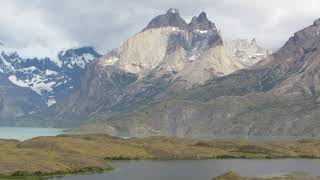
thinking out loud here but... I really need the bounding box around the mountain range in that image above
[1,9,297,138]
[12,9,267,127]
[75,16,320,137]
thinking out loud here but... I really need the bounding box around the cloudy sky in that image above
[1,0,320,59]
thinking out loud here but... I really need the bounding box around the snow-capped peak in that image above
[2,46,101,107]
[59,47,101,69]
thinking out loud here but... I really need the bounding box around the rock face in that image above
[74,17,320,138]
[19,9,244,127]
[225,38,271,67]
[0,47,101,124]
[104,10,236,77]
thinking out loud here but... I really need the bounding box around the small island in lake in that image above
[212,172,320,180]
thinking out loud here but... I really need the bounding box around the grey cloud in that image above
[0,0,319,58]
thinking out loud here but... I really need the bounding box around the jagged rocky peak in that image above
[58,47,100,61]
[286,18,320,48]
[313,18,320,26]
[58,47,101,69]
[59,47,99,57]
[189,12,217,32]
[144,8,188,30]
[186,11,223,53]
[225,38,270,67]
[144,9,219,34]
[109,9,228,75]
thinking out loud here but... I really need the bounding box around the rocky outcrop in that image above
[104,10,236,77]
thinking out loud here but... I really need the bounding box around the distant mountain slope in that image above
[225,38,271,67]
[73,18,320,138]
[18,9,247,127]
[0,46,101,124]
[0,75,46,125]
[0,47,101,106]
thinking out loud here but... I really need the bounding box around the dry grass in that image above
[1,135,320,178]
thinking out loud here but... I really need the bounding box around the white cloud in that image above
[205,0,320,48]
[0,0,320,59]
[0,0,78,61]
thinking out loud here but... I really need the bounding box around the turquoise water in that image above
[0,127,64,141]
[51,159,320,180]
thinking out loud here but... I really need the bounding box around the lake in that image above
[1,128,320,180]
[51,159,320,180]
[0,127,64,141]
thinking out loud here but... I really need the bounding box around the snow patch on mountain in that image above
[83,53,96,61]
[8,75,29,88]
[9,74,56,95]
[45,69,58,76]
[59,47,100,69]
[194,29,208,34]
[47,98,56,107]
[21,66,38,72]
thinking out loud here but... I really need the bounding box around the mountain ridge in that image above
[7,9,272,135]
[69,17,320,137]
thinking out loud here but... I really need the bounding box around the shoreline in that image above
[3,159,320,180]
[2,134,320,179]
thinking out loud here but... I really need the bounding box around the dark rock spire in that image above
[188,12,216,32]
[144,8,188,31]
[313,18,320,26]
